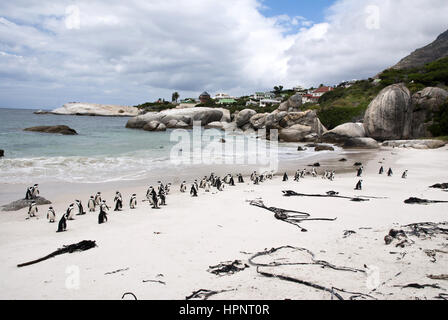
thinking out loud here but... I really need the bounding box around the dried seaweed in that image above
[105,267,129,275]
[282,190,369,202]
[208,260,249,276]
[122,292,138,300]
[404,197,448,204]
[186,288,236,300]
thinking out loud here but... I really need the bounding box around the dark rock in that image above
[297,146,307,151]
[354,162,363,166]
[339,158,347,162]
[1,196,52,212]
[314,145,334,152]
[308,163,320,167]
[0,149,3,157]
[430,183,448,189]
[24,125,77,135]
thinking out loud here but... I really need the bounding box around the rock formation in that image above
[277,93,303,112]
[0,149,4,157]
[321,123,366,143]
[50,103,140,117]
[382,139,446,149]
[24,125,78,135]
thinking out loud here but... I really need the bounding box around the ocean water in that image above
[0,108,333,184]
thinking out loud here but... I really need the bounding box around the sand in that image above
[0,146,447,300]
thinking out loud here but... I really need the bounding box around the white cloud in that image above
[0,0,447,108]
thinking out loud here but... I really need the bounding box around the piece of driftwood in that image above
[208,260,249,276]
[186,288,236,300]
[427,274,448,280]
[435,293,448,300]
[17,240,96,267]
[282,190,369,202]
[430,183,448,189]
[105,267,129,275]
[122,292,138,300]
[249,200,336,232]
[394,283,442,290]
[343,230,356,238]
[143,279,166,285]
[404,197,448,204]
[385,222,448,248]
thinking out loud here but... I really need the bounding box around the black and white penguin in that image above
[157,181,164,194]
[250,171,257,182]
[88,196,96,212]
[98,200,109,224]
[56,213,67,232]
[294,170,300,182]
[355,180,363,190]
[229,175,235,186]
[402,170,408,179]
[31,184,40,199]
[180,181,187,193]
[28,201,38,218]
[25,186,33,200]
[47,206,56,223]
[387,168,393,177]
[254,176,259,185]
[194,179,199,190]
[283,172,288,182]
[94,192,102,206]
[165,183,171,195]
[159,189,166,206]
[146,186,154,200]
[150,188,159,209]
[190,183,198,197]
[329,171,335,181]
[130,194,137,209]
[66,204,76,220]
[357,166,363,177]
[75,200,86,215]
[379,166,384,175]
[312,168,317,177]
[114,191,123,211]
[238,174,244,183]
[204,180,211,192]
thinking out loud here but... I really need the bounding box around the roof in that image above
[313,86,333,93]
[217,98,237,104]
[200,91,210,97]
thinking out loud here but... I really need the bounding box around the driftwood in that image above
[122,292,138,300]
[105,267,129,275]
[208,260,249,276]
[343,230,356,238]
[394,283,443,290]
[249,200,336,232]
[186,288,236,300]
[427,274,448,281]
[17,240,96,267]
[430,183,448,189]
[143,279,166,285]
[435,293,448,300]
[385,222,448,250]
[404,197,448,204]
[282,190,369,202]
[249,246,373,300]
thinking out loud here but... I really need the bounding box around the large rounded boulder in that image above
[363,83,412,141]
[321,122,366,143]
[24,125,78,135]
[277,93,303,112]
[236,109,257,128]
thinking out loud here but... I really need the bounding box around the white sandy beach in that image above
[0,146,447,300]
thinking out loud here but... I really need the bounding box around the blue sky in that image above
[260,0,336,23]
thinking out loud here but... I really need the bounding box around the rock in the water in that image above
[363,83,412,140]
[50,103,139,117]
[382,139,446,149]
[411,87,448,138]
[24,125,78,135]
[314,144,335,152]
[126,107,223,129]
[143,121,166,132]
[322,123,366,143]
[1,197,52,212]
[297,146,307,151]
[236,109,257,128]
[0,149,3,157]
[342,137,379,149]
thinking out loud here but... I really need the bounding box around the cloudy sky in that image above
[0,0,447,109]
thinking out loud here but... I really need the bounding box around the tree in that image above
[273,85,284,94]
[172,92,180,103]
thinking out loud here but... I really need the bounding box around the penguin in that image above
[229,176,235,186]
[250,171,257,181]
[157,181,164,194]
[294,170,300,182]
[28,201,38,218]
[322,171,328,179]
[357,166,363,177]
[330,171,335,181]
[190,183,198,197]
[194,179,199,190]
[165,183,171,195]
[146,186,154,200]
[56,212,67,232]
[114,191,123,211]
[283,172,288,182]
[387,168,393,177]
[25,186,33,200]
[300,169,306,178]
[66,204,76,220]
[158,189,166,206]
[180,181,187,193]
[238,174,244,183]
[47,206,56,223]
[216,178,223,191]
[355,180,363,190]
[402,170,408,179]
[204,180,211,192]
[94,192,102,206]
[88,196,96,212]
[151,189,160,208]
[312,168,317,177]
[75,200,86,215]
[223,174,230,184]
[98,200,109,224]
[130,194,137,209]
[253,176,259,185]
[379,166,384,175]
[259,174,265,182]
[31,184,40,199]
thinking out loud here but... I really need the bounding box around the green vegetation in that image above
[134,101,176,112]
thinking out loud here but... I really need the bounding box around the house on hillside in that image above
[252,92,275,100]
[216,98,237,105]
[310,86,333,98]
[259,98,281,108]
[302,94,320,104]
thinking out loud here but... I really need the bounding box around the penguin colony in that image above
[24,165,408,232]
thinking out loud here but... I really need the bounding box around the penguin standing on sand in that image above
[355,180,363,190]
[238,174,244,183]
[250,171,257,182]
[312,168,317,177]
[25,186,33,200]
[88,196,96,212]
[47,206,56,223]
[114,191,123,211]
[151,189,160,209]
[130,194,137,209]
[190,183,198,197]
[98,200,109,224]
[330,171,335,181]
[159,188,166,206]
[357,166,363,177]
[204,180,211,192]
[75,200,86,215]
[387,168,393,177]
[56,212,68,232]
[229,175,235,186]
[294,170,300,182]
[180,181,187,193]
[402,170,408,179]
[31,184,40,199]
[66,204,76,220]
[379,166,384,174]
[28,201,38,218]
[146,186,154,201]
[283,172,288,182]
[165,183,171,195]
[94,192,102,206]
[254,175,260,185]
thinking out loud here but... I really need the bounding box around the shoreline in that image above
[0,146,447,299]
